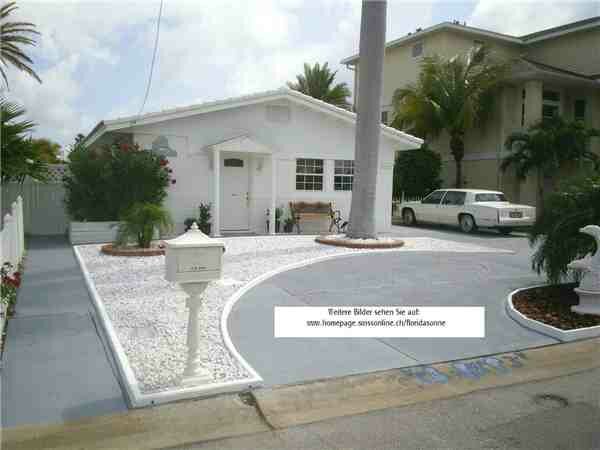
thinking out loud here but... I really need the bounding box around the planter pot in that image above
[283,223,294,233]
[276,220,281,233]
[70,221,120,245]
[199,223,211,235]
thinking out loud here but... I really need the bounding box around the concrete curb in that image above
[4,338,599,449]
[252,337,600,429]
[506,285,600,342]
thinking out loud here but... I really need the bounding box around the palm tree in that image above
[391,46,507,188]
[0,98,47,183]
[0,1,41,88]
[501,116,599,211]
[287,62,351,109]
[346,0,387,239]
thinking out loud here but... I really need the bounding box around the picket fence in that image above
[1,195,25,272]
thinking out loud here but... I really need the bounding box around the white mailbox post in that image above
[164,222,225,386]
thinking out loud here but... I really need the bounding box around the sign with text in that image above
[274,306,485,338]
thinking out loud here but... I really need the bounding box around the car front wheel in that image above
[403,209,416,226]
[459,214,476,233]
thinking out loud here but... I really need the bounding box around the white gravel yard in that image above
[77,235,510,394]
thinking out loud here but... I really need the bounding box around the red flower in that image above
[160,159,168,167]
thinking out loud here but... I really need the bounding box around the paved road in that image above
[228,225,558,386]
[1,237,127,427]
[178,367,600,450]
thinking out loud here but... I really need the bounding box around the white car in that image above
[400,189,536,234]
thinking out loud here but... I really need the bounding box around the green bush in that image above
[529,173,600,283]
[393,144,442,198]
[64,141,171,221]
[116,203,173,248]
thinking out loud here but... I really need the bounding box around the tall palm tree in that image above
[0,1,41,88]
[287,62,351,109]
[347,0,387,239]
[501,116,599,211]
[0,99,47,183]
[391,46,507,188]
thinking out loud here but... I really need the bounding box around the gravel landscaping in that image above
[77,235,510,394]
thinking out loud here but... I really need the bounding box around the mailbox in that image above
[164,222,225,285]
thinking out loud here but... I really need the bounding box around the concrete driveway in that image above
[227,225,558,387]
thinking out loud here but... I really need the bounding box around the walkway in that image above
[2,236,127,427]
[228,226,559,386]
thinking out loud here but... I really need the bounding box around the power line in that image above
[137,0,164,118]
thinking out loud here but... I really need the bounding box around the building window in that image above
[574,99,586,122]
[542,89,560,120]
[296,158,323,191]
[381,111,389,125]
[334,160,354,191]
[412,41,423,58]
[224,158,244,167]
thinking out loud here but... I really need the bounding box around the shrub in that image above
[64,141,171,221]
[529,172,600,283]
[393,144,442,198]
[198,202,211,235]
[116,203,173,248]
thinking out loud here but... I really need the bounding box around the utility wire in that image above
[137,0,164,119]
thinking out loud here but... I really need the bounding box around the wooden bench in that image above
[289,201,344,234]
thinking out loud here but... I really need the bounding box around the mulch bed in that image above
[512,283,600,330]
[100,243,165,257]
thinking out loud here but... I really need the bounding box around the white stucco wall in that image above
[128,99,407,234]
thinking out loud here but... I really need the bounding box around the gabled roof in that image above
[341,17,600,65]
[83,87,423,148]
[508,58,600,87]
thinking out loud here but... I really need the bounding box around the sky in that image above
[3,0,599,149]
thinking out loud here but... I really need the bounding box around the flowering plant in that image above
[1,262,20,309]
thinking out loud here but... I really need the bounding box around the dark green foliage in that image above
[0,99,48,183]
[63,141,171,221]
[393,144,442,198]
[116,203,173,248]
[529,173,600,283]
[197,202,211,235]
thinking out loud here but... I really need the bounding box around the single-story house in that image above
[83,87,422,236]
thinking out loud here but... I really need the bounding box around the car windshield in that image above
[474,193,507,202]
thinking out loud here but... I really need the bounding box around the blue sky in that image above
[4,0,598,149]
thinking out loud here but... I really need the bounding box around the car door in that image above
[417,190,446,223]
[439,191,466,225]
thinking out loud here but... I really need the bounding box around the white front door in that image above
[221,155,250,231]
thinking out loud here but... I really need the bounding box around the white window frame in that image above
[296,158,324,191]
[334,160,354,192]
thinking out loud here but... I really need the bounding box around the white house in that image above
[84,88,422,236]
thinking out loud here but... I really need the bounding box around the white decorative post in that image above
[17,196,24,260]
[568,225,600,316]
[164,223,225,386]
[11,202,20,263]
[269,155,276,235]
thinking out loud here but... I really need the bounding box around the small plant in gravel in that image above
[529,173,600,283]
[197,203,211,235]
[116,203,173,248]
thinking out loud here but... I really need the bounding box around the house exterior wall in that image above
[127,100,403,234]
[351,23,600,207]
[525,28,600,76]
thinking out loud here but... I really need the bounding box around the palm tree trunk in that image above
[450,133,465,188]
[348,0,387,239]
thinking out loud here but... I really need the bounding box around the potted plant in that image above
[198,202,211,235]
[283,217,295,233]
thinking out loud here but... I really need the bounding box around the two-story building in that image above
[341,17,600,206]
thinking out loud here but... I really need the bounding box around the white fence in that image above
[1,196,25,272]
[2,165,69,236]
